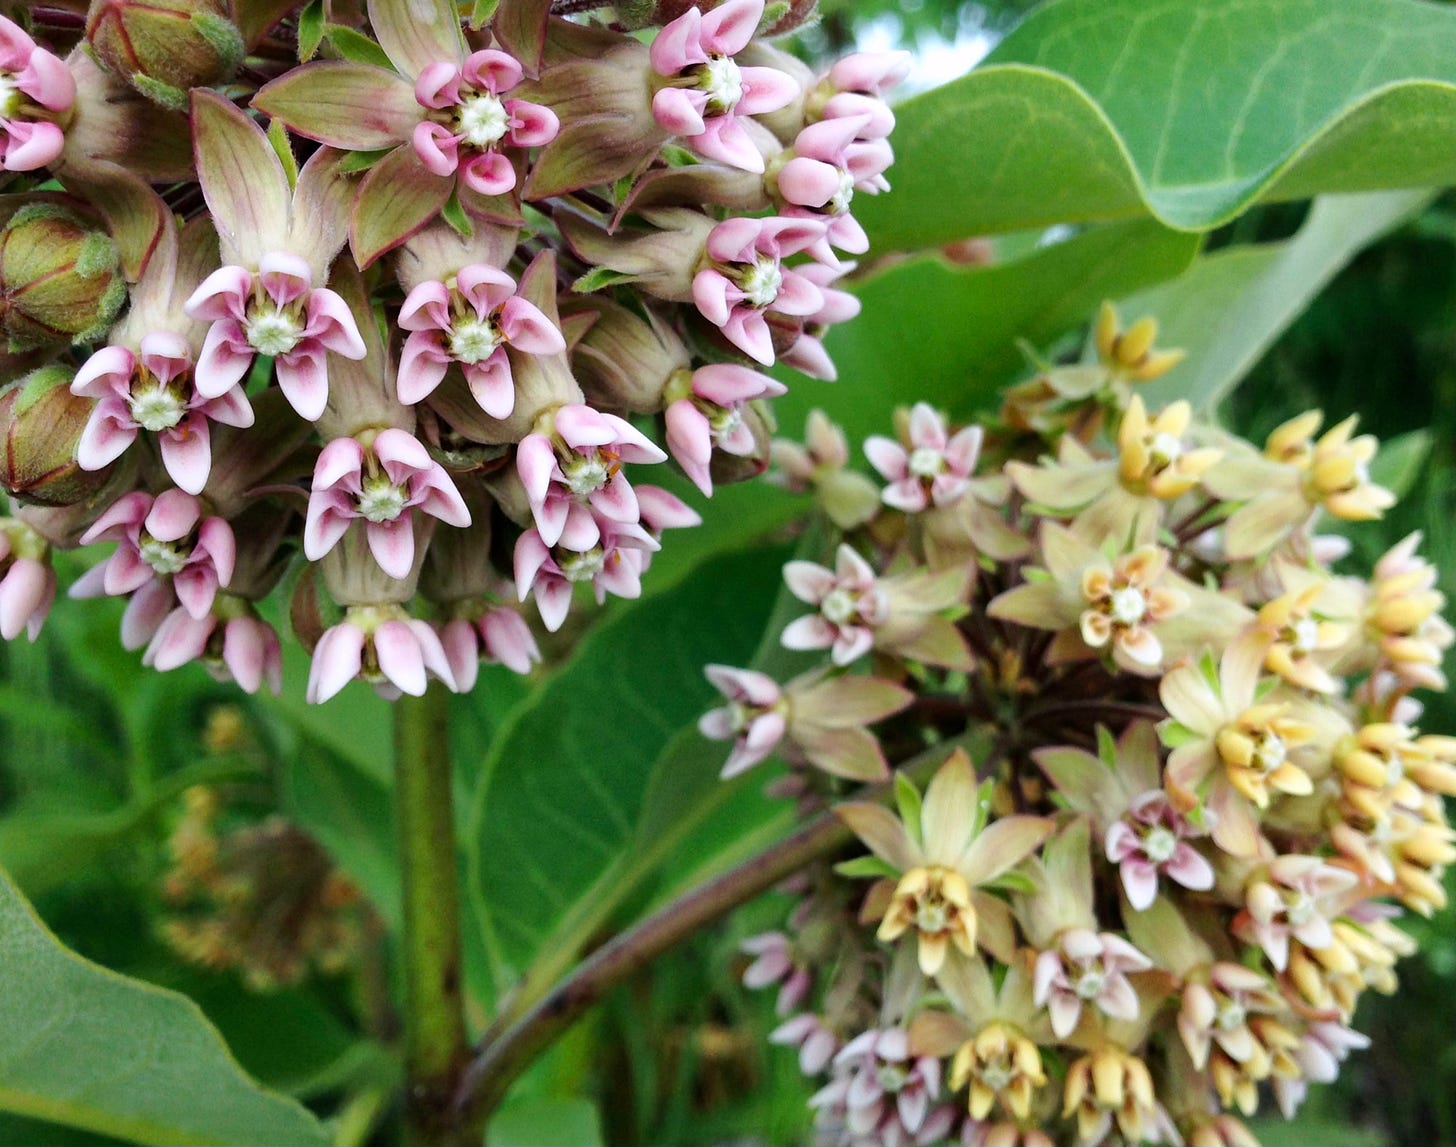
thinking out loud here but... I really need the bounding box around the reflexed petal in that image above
[374,619,427,696]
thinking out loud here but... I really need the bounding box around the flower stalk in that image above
[392,684,474,1147]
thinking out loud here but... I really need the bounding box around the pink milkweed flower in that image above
[776,115,893,263]
[1234,856,1360,972]
[513,516,658,632]
[740,931,812,1016]
[779,260,862,381]
[781,542,887,665]
[664,363,786,496]
[1031,929,1153,1039]
[413,49,559,196]
[1177,962,1284,1071]
[0,521,55,641]
[71,490,235,622]
[72,332,254,496]
[516,403,667,548]
[397,262,565,413]
[185,254,365,422]
[813,50,912,143]
[770,1013,839,1076]
[306,605,457,704]
[1272,1020,1371,1120]
[622,484,701,579]
[866,404,984,513]
[143,607,283,695]
[813,1027,942,1141]
[692,216,826,365]
[0,15,75,172]
[699,663,787,777]
[1105,791,1215,910]
[649,0,800,173]
[438,605,541,693]
[304,428,471,579]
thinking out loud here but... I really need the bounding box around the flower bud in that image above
[87,0,244,111]
[568,297,690,412]
[707,398,774,488]
[0,205,125,352]
[0,365,118,506]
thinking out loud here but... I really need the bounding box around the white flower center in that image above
[562,454,610,498]
[1286,892,1315,927]
[980,1063,1014,1091]
[908,446,945,480]
[875,1062,910,1094]
[559,547,605,583]
[448,317,502,364]
[245,308,304,357]
[829,168,856,215]
[737,257,782,309]
[0,75,22,120]
[916,899,948,933]
[356,477,408,523]
[1148,431,1183,469]
[707,403,743,439]
[1291,616,1320,653]
[821,587,858,626]
[1215,998,1246,1031]
[729,700,759,734]
[1385,751,1405,787]
[1109,586,1148,625]
[700,55,744,112]
[129,384,186,433]
[1142,824,1177,864]
[139,536,188,575]
[1074,968,1106,1000]
[1253,732,1287,774]
[456,91,510,149]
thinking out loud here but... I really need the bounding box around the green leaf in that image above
[470,0,501,26]
[858,0,1456,246]
[441,189,474,237]
[799,218,1200,445]
[487,1097,602,1146]
[571,266,640,293]
[337,147,394,174]
[322,24,396,70]
[1369,427,1434,498]
[1128,191,1433,411]
[265,117,298,191]
[466,546,787,990]
[0,867,328,1146]
[894,772,924,843]
[834,855,900,880]
[297,0,324,59]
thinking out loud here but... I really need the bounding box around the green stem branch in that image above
[393,685,474,1146]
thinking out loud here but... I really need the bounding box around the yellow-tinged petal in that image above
[958,815,1055,885]
[922,750,981,864]
[836,802,921,870]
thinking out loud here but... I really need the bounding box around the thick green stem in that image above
[393,685,473,1146]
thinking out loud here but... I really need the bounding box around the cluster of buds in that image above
[161,786,368,990]
[708,306,1454,1145]
[0,1,906,702]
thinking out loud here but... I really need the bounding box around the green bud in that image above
[0,205,125,352]
[87,0,245,110]
[0,365,115,507]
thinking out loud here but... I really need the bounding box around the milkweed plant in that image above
[0,0,1452,1144]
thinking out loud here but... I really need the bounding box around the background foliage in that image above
[3,0,1456,1143]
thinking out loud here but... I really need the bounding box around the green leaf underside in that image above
[858,0,1456,247]
[467,546,787,988]
[1131,190,1432,411]
[0,868,328,1146]
[803,218,1200,445]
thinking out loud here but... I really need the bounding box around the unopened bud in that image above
[87,0,244,111]
[0,205,125,352]
[569,297,689,412]
[0,365,117,506]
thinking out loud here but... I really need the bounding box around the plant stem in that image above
[450,731,992,1130]
[393,685,473,1146]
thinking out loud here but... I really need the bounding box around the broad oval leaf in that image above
[0,867,328,1147]
[858,0,1456,247]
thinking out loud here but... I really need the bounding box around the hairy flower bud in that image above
[0,365,119,506]
[86,0,244,111]
[0,205,125,351]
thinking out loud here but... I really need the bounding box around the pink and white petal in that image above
[693,362,782,404]
[462,353,516,418]
[461,48,523,94]
[76,400,139,471]
[777,155,843,209]
[413,60,463,109]
[455,262,518,314]
[461,151,518,197]
[698,0,762,56]
[373,619,428,695]
[862,435,909,481]
[412,121,460,176]
[18,45,75,111]
[651,86,708,137]
[120,578,175,649]
[221,617,268,693]
[0,558,49,641]
[1,119,64,171]
[721,308,775,365]
[194,320,256,397]
[691,113,765,173]
[405,617,457,690]
[532,575,572,632]
[1049,992,1083,1039]
[513,529,552,598]
[781,558,836,603]
[367,514,417,579]
[275,346,331,422]
[831,625,873,665]
[780,612,836,651]
[305,287,368,357]
[303,490,357,561]
[1120,859,1161,911]
[174,563,221,620]
[313,435,367,492]
[666,400,713,474]
[648,7,706,75]
[1165,844,1215,891]
[505,98,559,146]
[184,265,254,322]
[146,609,213,671]
[498,296,565,354]
[159,416,213,495]
[737,66,801,115]
[256,251,313,306]
[480,608,540,674]
[197,385,255,428]
[145,489,203,541]
[440,618,481,694]
[398,279,453,330]
[307,622,366,703]
[71,345,136,399]
[601,411,667,463]
[589,472,640,524]
[412,469,472,528]
[373,427,433,478]
[398,330,453,403]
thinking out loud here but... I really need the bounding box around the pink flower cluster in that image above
[0,1,902,707]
